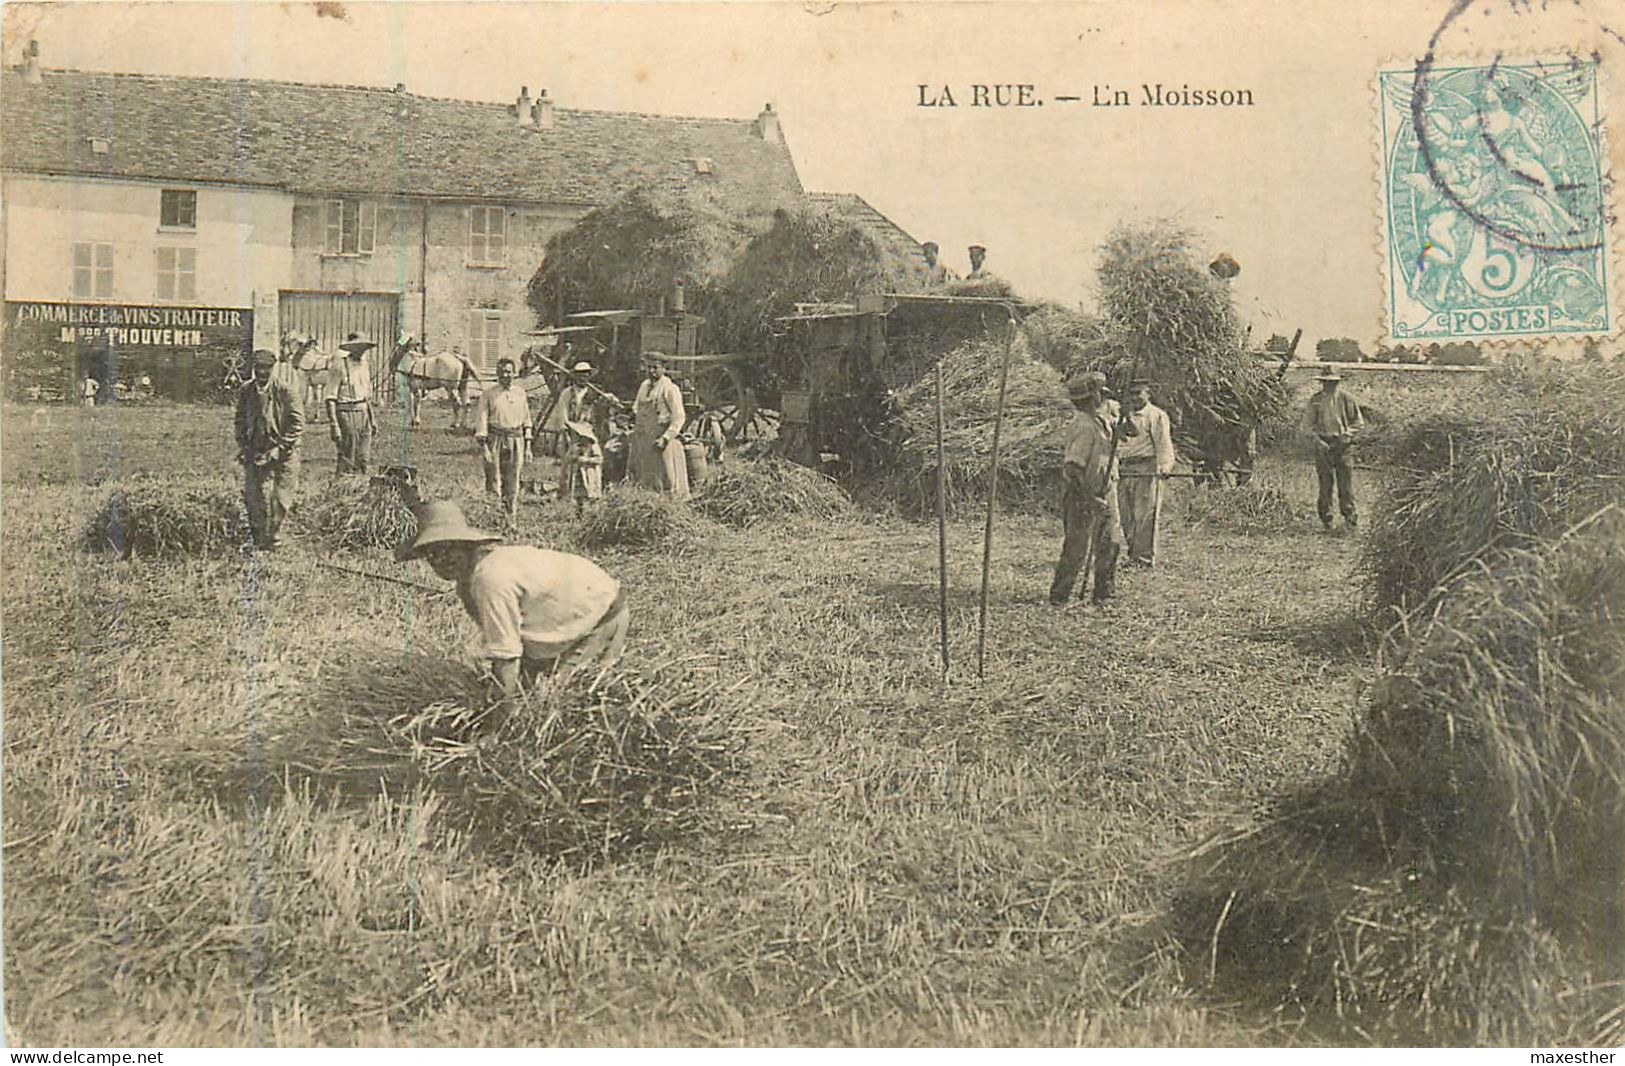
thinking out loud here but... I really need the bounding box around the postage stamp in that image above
[1378,58,1612,341]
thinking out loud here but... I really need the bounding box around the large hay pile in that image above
[1168,514,1625,1043]
[1081,221,1290,451]
[1362,363,1625,614]
[572,486,706,552]
[85,475,248,558]
[705,202,928,358]
[277,652,746,864]
[694,456,853,529]
[878,335,1072,517]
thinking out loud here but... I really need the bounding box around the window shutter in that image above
[469,208,484,264]
[177,248,197,301]
[156,248,176,300]
[489,210,506,264]
[326,200,344,253]
[94,244,114,298]
[73,243,93,297]
[359,201,377,254]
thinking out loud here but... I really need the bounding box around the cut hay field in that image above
[2,400,1376,1046]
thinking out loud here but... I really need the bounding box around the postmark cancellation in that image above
[1378,58,1612,343]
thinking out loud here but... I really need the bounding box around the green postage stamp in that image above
[1378,59,1611,341]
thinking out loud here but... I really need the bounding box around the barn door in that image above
[278,292,401,401]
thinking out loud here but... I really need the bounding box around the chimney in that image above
[968,244,987,276]
[21,40,41,84]
[755,102,781,144]
[515,86,533,128]
[531,89,554,129]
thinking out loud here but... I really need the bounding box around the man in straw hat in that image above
[1303,367,1364,531]
[1116,377,1176,567]
[326,333,377,474]
[1050,370,1125,607]
[540,357,600,460]
[474,356,534,521]
[630,351,689,499]
[396,500,629,705]
[235,348,304,551]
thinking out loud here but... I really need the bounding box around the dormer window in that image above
[160,189,197,229]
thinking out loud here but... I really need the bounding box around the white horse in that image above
[282,333,336,421]
[393,339,480,429]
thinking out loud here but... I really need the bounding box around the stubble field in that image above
[1,398,1373,1046]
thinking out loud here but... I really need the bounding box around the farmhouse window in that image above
[72,242,114,299]
[160,189,197,229]
[155,247,197,301]
[325,199,377,255]
[470,310,503,363]
[469,206,506,266]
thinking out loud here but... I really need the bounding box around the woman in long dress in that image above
[629,351,690,499]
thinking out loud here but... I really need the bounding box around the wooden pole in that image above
[935,359,950,683]
[976,313,1018,679]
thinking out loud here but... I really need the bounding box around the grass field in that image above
[1,399,1378,1046]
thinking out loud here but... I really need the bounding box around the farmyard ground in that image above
[1,399,1372,1046]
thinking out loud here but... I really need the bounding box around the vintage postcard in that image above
[2,0,1622,1053]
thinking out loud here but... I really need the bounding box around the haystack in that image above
[1083,221,1290,450]
[297,477,417,553]
[694,456,852,529]
[707,202,929,358]
[878,334,1072,516]
[573,486,706,552]
[1361,363,1625,614]
[85,475,248,558]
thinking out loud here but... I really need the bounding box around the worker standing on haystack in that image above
[1050,371,1124,607]
[1303,368,1363,531]
[325,334,377,474]
[630,351,690,499]
[235,348,304,551]
[395,500,628,711]
[475,357,533,522]
[1116,377,1176,567]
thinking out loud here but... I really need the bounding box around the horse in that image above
[281,333,336,422]
[392,338,480,430]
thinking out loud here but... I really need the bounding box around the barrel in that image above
[683,441,710,486]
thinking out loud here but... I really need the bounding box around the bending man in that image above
[396,501,629,705]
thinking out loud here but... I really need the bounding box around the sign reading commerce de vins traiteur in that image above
[3,301,254,400]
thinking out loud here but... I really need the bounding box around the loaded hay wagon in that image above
[769,293,1030,472]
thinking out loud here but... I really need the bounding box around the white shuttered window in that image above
[73,242,114,298]
[325,199,376,254]
[469,206,506,266]
[470,310,503,364]
[155,247,197,301]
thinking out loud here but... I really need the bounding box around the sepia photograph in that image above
[0,0,1622,1049]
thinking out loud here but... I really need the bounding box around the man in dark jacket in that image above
[235,348,304,550]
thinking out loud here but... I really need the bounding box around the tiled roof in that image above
[0,67,804,205]
[808,192,928,269]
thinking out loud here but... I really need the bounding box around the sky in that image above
[5,0,1623,347]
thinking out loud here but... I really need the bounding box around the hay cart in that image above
[771,293,1029,471]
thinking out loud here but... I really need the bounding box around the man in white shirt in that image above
[396,500,629,711]
[630,351,689,499]
[1115,378,1177,567]
[325,334,376,473]
[474,357,534,520]
[79,373,99,406]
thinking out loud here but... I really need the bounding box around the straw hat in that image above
[394,500,502,561]
[339,333,377,355]
[1316,368,1344,382]
[571,360,595,374]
